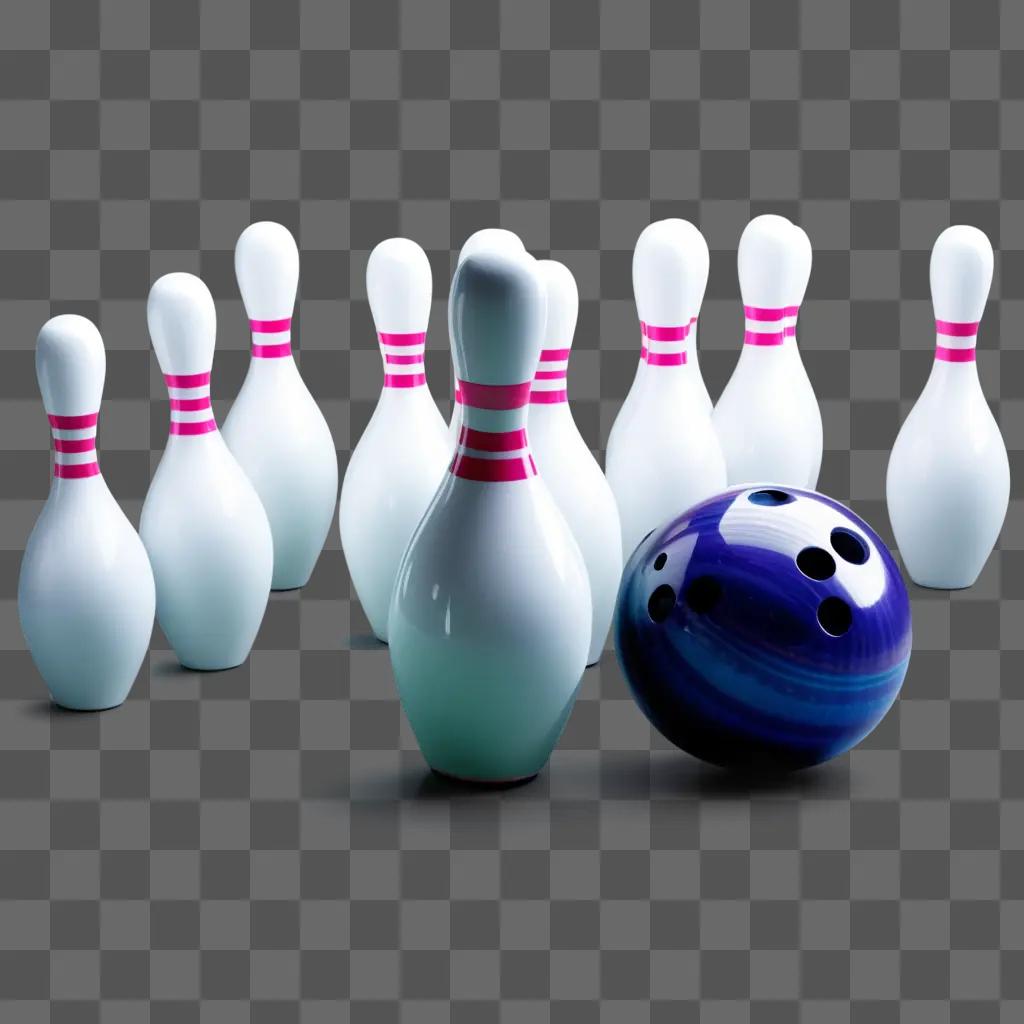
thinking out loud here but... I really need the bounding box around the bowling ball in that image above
[615,486,912,770]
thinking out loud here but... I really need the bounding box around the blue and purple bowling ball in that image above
[615,487,912,771]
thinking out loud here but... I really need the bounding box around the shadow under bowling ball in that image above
[615,486,912,772]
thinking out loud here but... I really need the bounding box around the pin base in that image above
[909,578,979,591]
[431,767,538,789]
[178,658,247,673]
[51,698,125,713]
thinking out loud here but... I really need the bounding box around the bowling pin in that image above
[606,219,727,559]
[222,222,339,590]
[18,315,155,710]
[447,228,526,448]
[605,219,711,460]
[887,225,1010,589]
[140,273,274,670]
[712,214,822,488]
[339,238,450,642]
[389,251,591,784]
[530,259,622,666]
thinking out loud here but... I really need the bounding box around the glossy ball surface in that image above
[615,486,912,770]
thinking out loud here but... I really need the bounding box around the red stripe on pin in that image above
[530,389,568,404]
[54,437,96,453]
[379,331,427,347]
[164,372,210,388]
[744,330,786,346]
[936,319,980,337]
[48,413,98,429]
[534,369,566,380]
[250,318,291,333]
[170,419,218,435]
[935,346,976,363]
[539,348,571,361]
[641,322,690,341]
[457,380,531,410]
[459,426,528,452]
[744,306,787,322]
[55,462,100,479]
[384,373,427,388]
[170,397,212,411]
[646,350,686,366]
[252,342,292,358]
[450,453,534,482]
[385,353,424,365]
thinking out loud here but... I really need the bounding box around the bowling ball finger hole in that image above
[817,596,853,637]
[796,547,836,581]
[749,489,794,507]
[831,527,869,564]
[648,585,677,623]
[685,576,722,615]
[653,553,667,571]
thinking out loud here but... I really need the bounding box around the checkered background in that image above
[0,0,1022,1019]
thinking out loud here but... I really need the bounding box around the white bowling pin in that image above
[447,228,526,448]
[605,219,710,462]
[140,273,274,670]
[887,225,1010,589]
[389,251,591,784]
[222,222,339,590]
[605,219,727,559]
[530,259,622,666]
[18,315,155,710]
[712,214,822,488]
[339,238,450,642]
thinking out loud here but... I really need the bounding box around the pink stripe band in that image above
[457,380,532,410]
[385,353,424,365]
[55,462,100,479]
[744,330,786,347]
[379,331,427,347]
[530,389,567,404]
[534,369,566,380]
[646,351,686,366]
[540,348,571,361]
[252,342,292,358]
[164,372,210,388]
[48,413,98,429]
[640,344,648,362]
[384,373,426,388]
[250,318,291,333]
[460,426,528,453]
[784,325,796,338]
[170,397,212,411]
[641,322,690,341]
[170,419,218,435]
[744,306,799,322]
[936,346,977,363]
[451,453,535,482]
[453,389,463,405]
[936,320,980,338]
[54,437,95,453]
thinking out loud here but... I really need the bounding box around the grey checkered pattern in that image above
[0,0,1021,1018]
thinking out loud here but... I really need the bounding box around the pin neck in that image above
[530,347,570,404]
[250,317,293,359]
[49,412,100,479]
[935,319,979,362]
[378,331,427,388]
[639,319,694,367]
[743,305,799,347]
[164,372,217,436]
[449,380,536,482]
